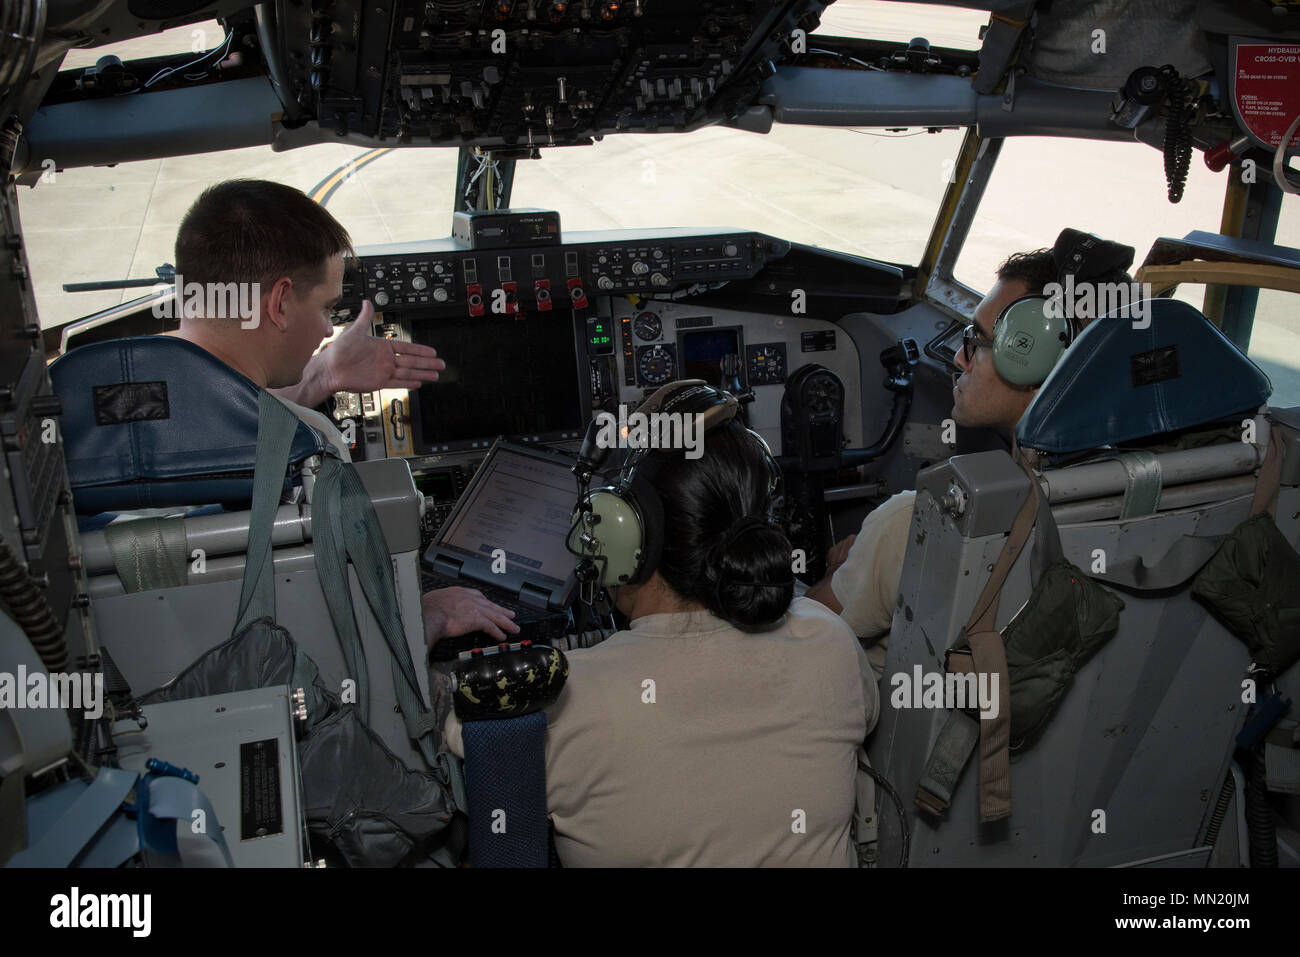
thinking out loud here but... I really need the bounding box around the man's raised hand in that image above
[322,299,447,394]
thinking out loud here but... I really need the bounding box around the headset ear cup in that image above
[992,295,1070,388]
[624,471,664,584]
[571,488,650,588]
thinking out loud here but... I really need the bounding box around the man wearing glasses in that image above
[806,237,1134,678]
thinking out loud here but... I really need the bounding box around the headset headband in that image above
[989,229,1135,388]
[1051,228,1135,283]
[568,381,782,594]
[637,379,738,426]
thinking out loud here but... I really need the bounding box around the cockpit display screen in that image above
[679,328,744,388]
[409,314,584,450]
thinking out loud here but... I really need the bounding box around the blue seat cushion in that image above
[1017,299,1272,455]
[50,336,329,512]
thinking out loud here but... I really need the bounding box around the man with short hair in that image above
[806,236,1134,676]
[171,178,518,645]
[172,179,440,450]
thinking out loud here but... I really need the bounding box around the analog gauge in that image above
[637,345,676,386]
[633,311,662,341]
[805,373,842,415]
[746,343,788,385]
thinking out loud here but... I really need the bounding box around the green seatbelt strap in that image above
[233,392,303,634]
[237,392,438,768]
[104,516,189,592]
[1113,450,1163,520]
[311,453,441,767]
[234,392,370,719]
[305,452,371,721]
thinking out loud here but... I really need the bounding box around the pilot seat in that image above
[869,298,1300,867]
[49,337,439,791]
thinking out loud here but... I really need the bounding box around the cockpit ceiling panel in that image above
[1024,0,1213,91]
[273,0,829,146]
[913,0,1300,94]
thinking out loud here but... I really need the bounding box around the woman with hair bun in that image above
[442,415,877,866]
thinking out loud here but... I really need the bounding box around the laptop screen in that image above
[437,443,578,587]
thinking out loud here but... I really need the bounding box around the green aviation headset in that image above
[986,228,1137,388]
[567,379,782,590]
[988,296,1083,388]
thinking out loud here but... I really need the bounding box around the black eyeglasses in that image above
[961,323,995,363]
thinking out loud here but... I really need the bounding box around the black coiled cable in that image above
[1160,66,1194,204]
[1202,769,1235,848]
[860,755,910,868]
[1244,750,1278,867]
[0,537,67,672]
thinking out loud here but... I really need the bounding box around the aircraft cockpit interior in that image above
[2,0,1300,901]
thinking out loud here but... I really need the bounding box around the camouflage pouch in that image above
[948,559,1124,746]
[1190,425,1300,676]
[1192,513,1300,675]
[1000,559,1125,745]
[922,455,1125,823]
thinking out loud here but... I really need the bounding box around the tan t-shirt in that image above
[445,597,878,867]
[829,490,916,679]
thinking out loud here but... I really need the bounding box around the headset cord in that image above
[1160,66,1195,204]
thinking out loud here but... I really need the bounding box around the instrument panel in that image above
[334,226,866,540]
[346,228,782,311]
[271,0,828,146]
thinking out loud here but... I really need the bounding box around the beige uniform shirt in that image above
[829,490,916,679]
[445,597,878,867]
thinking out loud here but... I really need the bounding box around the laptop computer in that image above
[421,438,579,661]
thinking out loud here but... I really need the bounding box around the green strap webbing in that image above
[309,456,371,722]
[104,516,188,593]
[236,392,437,767]
[312,454,439,767]
[1115,450,1163,520]
[233,393,302,635]
[914,709,981,817]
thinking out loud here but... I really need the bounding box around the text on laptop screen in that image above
[439,447,578,584]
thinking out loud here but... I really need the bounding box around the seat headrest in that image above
[1016,299,1271,455]
[50,336,330,512]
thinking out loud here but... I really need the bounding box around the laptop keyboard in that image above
[421,569,570,661]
